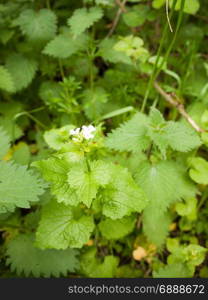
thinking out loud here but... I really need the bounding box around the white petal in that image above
[88,125,96,133]
[70,128,80,135]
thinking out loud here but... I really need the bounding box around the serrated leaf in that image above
[43,125,74,150]
[147,108,201,155]
[0,127,10,160]
[99,215,136,240]
[153,263,192,278]
[39,81,62,105]
[16,9,57,41]
[67,160,112,207]
[67,7,103,36]
[143,205,171,247]
[106,112,150,152]
[98,38,132,64]
[33,157,79,206]
[164,121,201,152]
[0,66,14,93]
[102,165,147,219]
[36,200,95,249]
[6,233,79,277]
[0,161,45,212]
[82,87,108,120]
[6,54,38,92]
[136,160,196,210]
[43,33,88,59]
[67,164,98,208]
[80,247,119,278]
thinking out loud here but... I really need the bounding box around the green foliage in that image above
[106,113,150,152]
[15,9,57,41]
[0,127,10,160]
[6,54,38,92]
[67,7,103,36]
[0,161,45,213]
[152,0,200,14]
[6,233,79,277]
[153,263,192,278]
[189,157,208,185]
[36,200,95,249]
[106,108,201,156]
[98,215,136,240]
[0,66,14,93]
[43,33,88,59]
[80,247,119,278]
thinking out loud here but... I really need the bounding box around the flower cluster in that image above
[70,125,96,142]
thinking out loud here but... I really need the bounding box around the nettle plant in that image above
[33,123,147,249]
[30,106,205,277]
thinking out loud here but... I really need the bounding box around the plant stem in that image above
[59,60,65,80]
[140,0,178,113]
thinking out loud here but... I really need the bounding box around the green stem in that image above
[154,0,186,79]
[59,60,65,80]
[46,0,51,9]
[198,188,208,210]
[140,0,178,113]
[85,157,91,172]
[14,112,47,130]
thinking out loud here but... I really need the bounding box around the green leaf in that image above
[0,127,10,160]
[106,112,150,152]
[16,9,57,41]
[67,164,98,207]
[67,7,103,36]
[152,0,166,8]
[114,35,149,61]
[98,38,132,64]
[6,54,38,92]
[163,121,201,152]
[0,102,23,140]
[102,165,147,219]
[98,215,136,240]
[153,263,192,278]
[189,157,208,185]
[170,0,200,14]
[123,5,151,27]
[43,33,88,59]
[0,161,45,212]
[153,0,200,14]
[36,200,95,249]
[0,66,14,93]
[82,87,108,120]
[136,160,196,210]
[149,107,165,127]
[12,142,31,166]
[147,108,201,155]
[143,205,171,247]
[175,197,197,221]
[6,233,79,277]
[39,81,62,106]
[67,160,112,207]
[43,125,74,150]
[183,244,207,267]
[33,157,79,206]
[80,248,119,278]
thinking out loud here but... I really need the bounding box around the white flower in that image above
[70,128,80,136]
[82,125,96,140]
[69,125,96,141]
